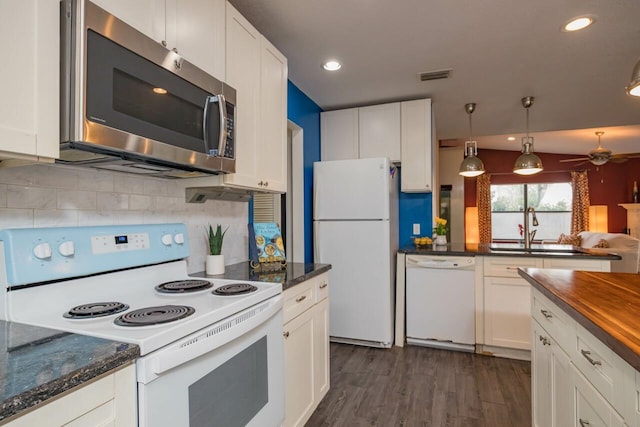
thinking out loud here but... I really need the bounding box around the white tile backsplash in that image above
[0,164,249,273]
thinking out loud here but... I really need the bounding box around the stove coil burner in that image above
[114,305,195,327]
[63,302,130,319]
[213,283,258,296]
[155,279,213,294]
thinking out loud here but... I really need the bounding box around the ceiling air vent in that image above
[418,68,452,82]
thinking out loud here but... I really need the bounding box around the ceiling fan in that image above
[560,131,640,166]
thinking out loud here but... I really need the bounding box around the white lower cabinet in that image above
[282,273,330,427]
[6,363,136,427]
[531,288,637,427]
[532,319,573,427]
[482,256,610,354]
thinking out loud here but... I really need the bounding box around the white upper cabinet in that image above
[93,0,225,80]
[400,98,433,193]
[358,103,401,162]
[215,3,287,193]
[320,103,401,163]
[258,38,288,192]
[320,108,359,161]
[0,0,59,163]
[321,99,433,193]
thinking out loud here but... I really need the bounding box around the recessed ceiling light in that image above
[323,60,341,71]
[153,87,168,95]
[562,16,595,32]
[507,136,516,141]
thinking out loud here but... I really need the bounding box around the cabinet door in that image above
[258,38,288,193]
[358,103,401,162]
[320,109,359,161]
[532,320,573,427]
[313,298,330,403]
[532,322,552,427]
[223,4,261,189]
[400,99,432,192]
[572,364,626,427]
[484,276,531,350]
[283,307,315,427]
[0,0,59,161]
[91,0,161,41]
[170,0,225,80]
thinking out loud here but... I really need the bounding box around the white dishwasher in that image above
[405,255,476,352]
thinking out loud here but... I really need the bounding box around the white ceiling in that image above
[228,0,640,156]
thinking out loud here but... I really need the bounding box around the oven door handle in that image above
[140,295,283,383]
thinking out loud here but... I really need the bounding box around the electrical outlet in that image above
[413,224,420,235]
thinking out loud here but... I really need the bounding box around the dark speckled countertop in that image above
[192,261,332,291]
[398,242,620,260]
[0,321,139,423]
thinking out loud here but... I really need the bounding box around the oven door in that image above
[136,296,284,427]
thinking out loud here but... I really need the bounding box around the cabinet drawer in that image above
[572,324,630,413]
[283,281,314,324]
[531,288,575,352]
[483,256,544,278]
[313,273,329,303]
[543,258,610,272]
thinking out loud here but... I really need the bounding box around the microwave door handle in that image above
[217,95,228,157]
[203,96,215,156]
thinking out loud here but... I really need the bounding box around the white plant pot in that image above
[205,254,225,275]
[435,235,447,246]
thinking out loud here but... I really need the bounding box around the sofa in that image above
[577,231,640,274]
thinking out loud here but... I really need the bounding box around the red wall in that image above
[463,149,640,234]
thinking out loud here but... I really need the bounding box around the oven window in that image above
[188,336,268,427]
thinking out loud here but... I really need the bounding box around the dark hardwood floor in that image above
[306,343,531,427]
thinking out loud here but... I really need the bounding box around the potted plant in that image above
[206,224,228,275]
[433,217,448,246]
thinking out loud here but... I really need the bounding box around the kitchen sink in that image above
[489,243,586,254]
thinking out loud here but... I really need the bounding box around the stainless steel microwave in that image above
[59,0,236,178]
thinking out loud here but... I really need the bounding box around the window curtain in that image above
[477,174,492,244]
[570,170,590,234]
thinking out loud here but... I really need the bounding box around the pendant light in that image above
[458,103,485,177]
[513,96,543,175]
[626,58,640,96]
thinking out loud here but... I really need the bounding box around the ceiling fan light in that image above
[627,58,640,96]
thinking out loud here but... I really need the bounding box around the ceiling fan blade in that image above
[559,157,590,163]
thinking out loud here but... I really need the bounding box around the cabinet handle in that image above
[161,40,167,47]
[295,295,307,303]
[580,350,602,366]
[258,181,264,186]
[319,283,328,289]
[506,266,519,270]
[540,309,553,319]
[579,419,590,426]
[264,181,269,187]
[539,335,550,346]
[283,331,290,338]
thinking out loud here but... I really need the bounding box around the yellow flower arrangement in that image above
[434,216,448,236]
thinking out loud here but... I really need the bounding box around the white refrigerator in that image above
[313,157,398,348]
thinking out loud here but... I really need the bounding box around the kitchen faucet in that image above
[524,206,539,249]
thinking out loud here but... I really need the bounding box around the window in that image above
[491,183,572,241]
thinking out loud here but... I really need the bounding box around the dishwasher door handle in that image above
[406,257,473,269]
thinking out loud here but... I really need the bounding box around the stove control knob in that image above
[58,241,75,257]
[33,242,52,260]
[161,234,173,246]
[174,233,185,245]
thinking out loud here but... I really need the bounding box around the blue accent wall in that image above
[287,81,322,263]
[286,81,433,260]
[398,167,433,247]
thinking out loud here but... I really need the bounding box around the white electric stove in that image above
[0,223,284,427]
